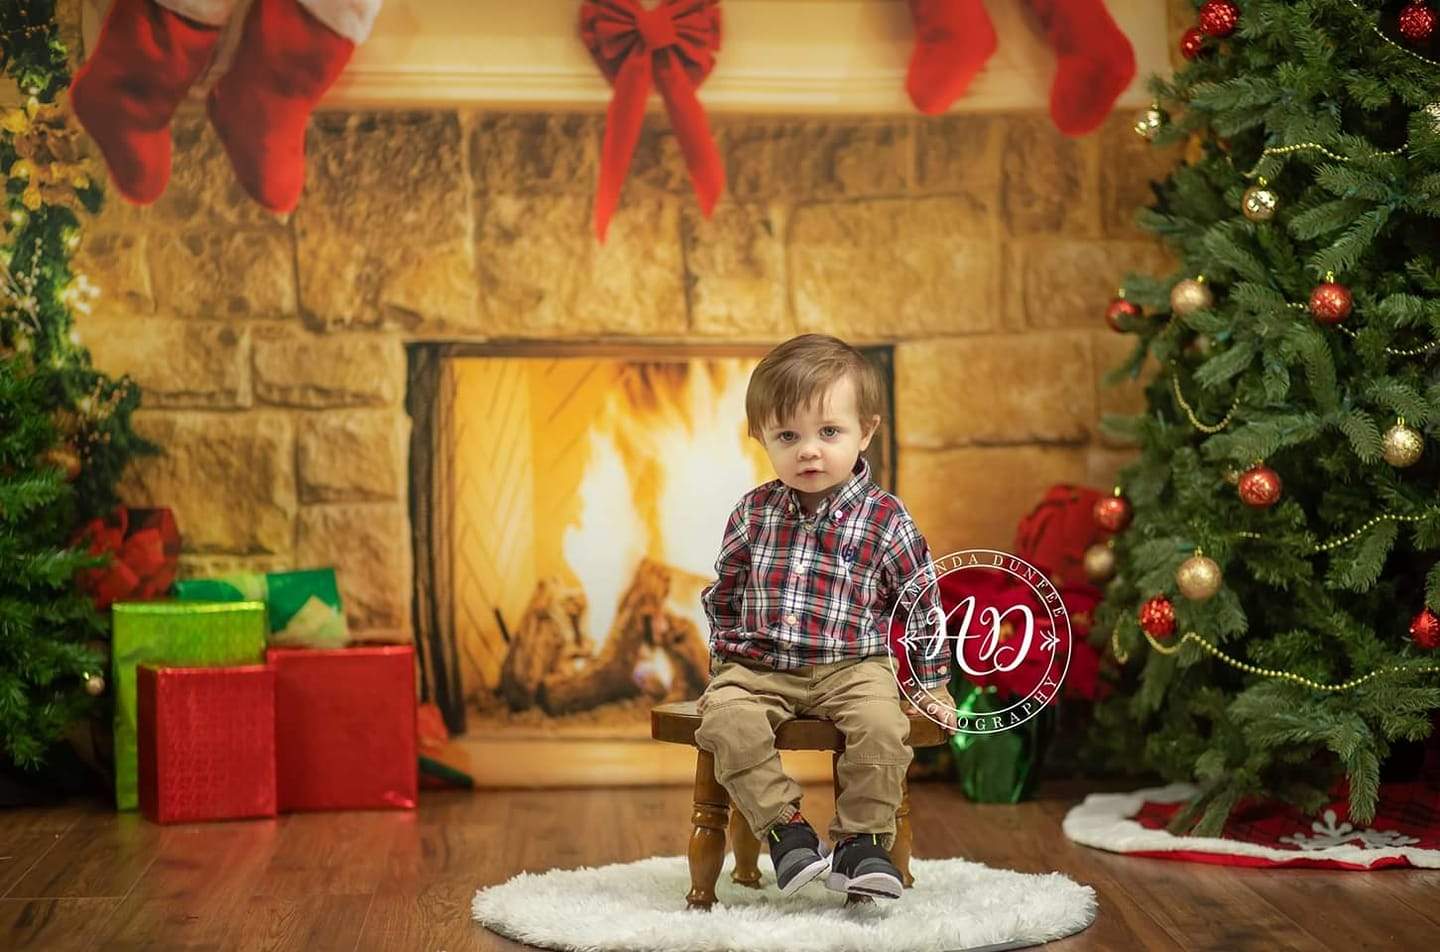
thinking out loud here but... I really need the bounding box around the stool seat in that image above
[651,699,948,750]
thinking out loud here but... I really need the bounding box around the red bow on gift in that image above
[72,505,180,610]
[580,0,725,241]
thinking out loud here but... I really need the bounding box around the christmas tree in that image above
[1089,0,1440,835]
[1,1,150,771]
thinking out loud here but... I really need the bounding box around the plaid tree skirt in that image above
[1063,781,1440,870]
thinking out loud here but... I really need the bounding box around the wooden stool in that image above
[651,700,947,910]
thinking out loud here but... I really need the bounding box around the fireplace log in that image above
[498,577,583,711]
[538,557,672,715]
[656,610,711,700]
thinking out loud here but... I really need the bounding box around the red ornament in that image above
[1180,27,1207,60]
[1237,465,1282,508]
[1105,297,1141,332]
[1411,608,1440,649]
[1399,3,1437,43]
[1198,0,1240,38]
[1139,596,1176,638]
[1309,280,1353,324]
[1093,495,1133,533]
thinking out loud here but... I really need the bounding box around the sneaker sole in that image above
[778,854,831,897]
[825,869,904,899]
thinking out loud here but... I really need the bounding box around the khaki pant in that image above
[693,656,913,850]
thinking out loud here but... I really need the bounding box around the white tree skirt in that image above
[472,854,1096,952]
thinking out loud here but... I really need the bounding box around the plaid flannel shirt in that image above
[700,457,949,689]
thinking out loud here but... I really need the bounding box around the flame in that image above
[561,430,647,647]
[562,359,770,653]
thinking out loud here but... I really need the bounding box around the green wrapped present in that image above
[949,683,1058,804]
[173,567,349,649]
[112,600,267,810]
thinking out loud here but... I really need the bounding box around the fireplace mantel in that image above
[79,0,1170,115]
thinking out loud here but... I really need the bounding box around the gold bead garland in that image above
[1311,511,1428,552]
[1286,301,1436,356]
[1241,141,1407,179]
[1171,366,1240,433]
[1333,322,1440,356]
[1134,628,1440,691]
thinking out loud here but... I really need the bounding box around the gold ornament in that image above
[1382,419,1424,468]
[1241,182,1278,221]
[1170,277,1214,316]
[1083,542,1117,583]
[84,672,105,696]
[1133,104,1167,141]
[1222,466,1241,485]
[1176,554,1222,601]
[1427,102,1440,133]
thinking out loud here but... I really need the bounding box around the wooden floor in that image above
[3,779,1438,951]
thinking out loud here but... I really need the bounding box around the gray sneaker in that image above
[825,833,903,899]
[766,815,830,896]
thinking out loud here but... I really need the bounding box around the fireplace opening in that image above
[407,342,895,782]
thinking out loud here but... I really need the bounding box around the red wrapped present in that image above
[268,644,417,811]
[137,664,276,824]
[74,506,180,610]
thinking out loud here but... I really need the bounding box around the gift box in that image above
[268,644,417,811]
[73,506,180,610]
[112,601,267,810]
[137,664,276,823]
[173,567,349,648]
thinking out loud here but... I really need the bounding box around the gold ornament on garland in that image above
[84,672,105,696]
[1176,552,1222,601]
[1382,419,1424,468]
[1083,541,1116,583]
[1170,276,1214,316]
[1133,103,1167,141]
[1241,180,1278,221]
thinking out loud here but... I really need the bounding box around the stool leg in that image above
[687,749,729,910]
[728,807,762,889]
[894,775,915,888]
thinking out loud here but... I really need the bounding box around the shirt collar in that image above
[781,456,872,523]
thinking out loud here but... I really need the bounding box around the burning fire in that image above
[562,359,771,651]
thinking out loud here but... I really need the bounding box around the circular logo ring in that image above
[886,548,1072,735]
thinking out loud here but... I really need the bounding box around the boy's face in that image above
[759,374,880,509]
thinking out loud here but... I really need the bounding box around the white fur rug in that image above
[472,854,1096,952]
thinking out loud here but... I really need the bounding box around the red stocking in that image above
[68,0,222,205]
[906,0,998,115]
[205,0,356,213]
[1021,0,1135,137]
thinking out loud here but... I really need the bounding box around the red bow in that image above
[580,0,725,241]
[72,506,180,610]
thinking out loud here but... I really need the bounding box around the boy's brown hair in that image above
[745,334,886,440]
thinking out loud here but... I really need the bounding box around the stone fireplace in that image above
[80,104,1173,784]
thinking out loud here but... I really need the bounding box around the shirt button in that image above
[785,614,799,626]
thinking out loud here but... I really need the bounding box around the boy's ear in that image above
[860,415,881,447]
